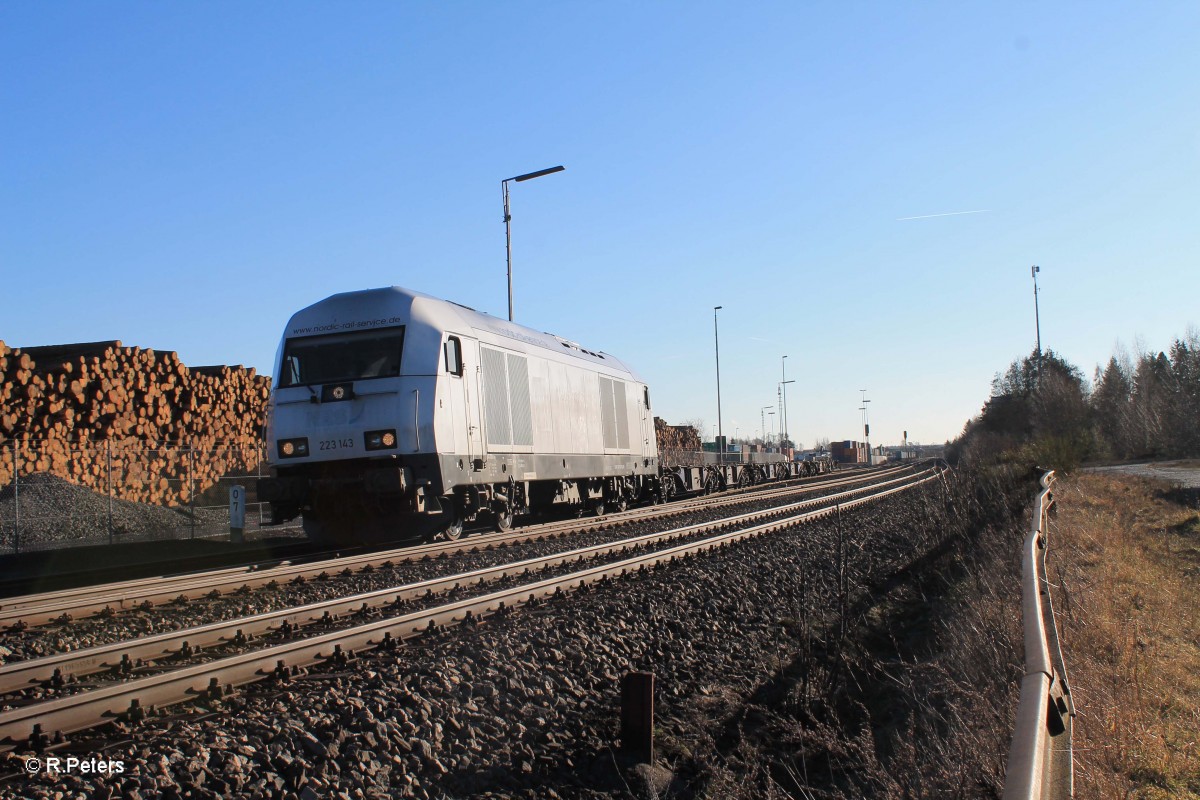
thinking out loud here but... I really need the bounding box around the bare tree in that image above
[681,418,706,442]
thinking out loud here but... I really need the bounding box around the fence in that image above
[0,439,300,554]
[1002,470,1074,799]
[659,448,790,467]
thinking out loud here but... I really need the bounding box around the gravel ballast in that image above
[4,470,1023,799]
[0,477,882,664]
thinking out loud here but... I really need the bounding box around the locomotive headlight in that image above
[278,438,309,458]
[365,429,397,451]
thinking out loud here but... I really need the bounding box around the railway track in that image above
[0,465,906,631]
[0,468,922,696]
[0,465,938,752]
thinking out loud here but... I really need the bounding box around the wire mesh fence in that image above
[0,439,301,553]
[658,448,790,466]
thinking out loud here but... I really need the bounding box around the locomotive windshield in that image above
[279,327,405,387]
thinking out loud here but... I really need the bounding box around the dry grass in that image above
[1054,473,1200,799]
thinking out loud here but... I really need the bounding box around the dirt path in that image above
[1086,460,1200,488]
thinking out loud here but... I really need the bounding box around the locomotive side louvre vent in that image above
[599,376,631,450]
[599,377,617,449]
[480,345,533,449]
[507,353,533,447]
[481,346,512,446]
[615,382,630,449]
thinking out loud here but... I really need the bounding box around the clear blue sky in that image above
[3,3,1198,447]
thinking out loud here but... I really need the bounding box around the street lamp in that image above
[859,389,871,465]
[714,306,724,462]
[781,355,790,450]
[502,165,565,321]
[780,379,795,452]
[1031,265,1042,370]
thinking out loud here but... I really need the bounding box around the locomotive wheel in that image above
[493,506,514,532]
[703,473,721,495]
[592,501,606,517]
[442,506,464,541]
[614,495,628,512]
[737,470,752,489]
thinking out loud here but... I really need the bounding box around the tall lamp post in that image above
[714,306,724,462]
[859,389,871,465]
[780,379,795,454]
[760,406,773,448]
[781,355,789,450]
[1031,264,1042,368]
[777,384,782,443]
[502,165,565,322]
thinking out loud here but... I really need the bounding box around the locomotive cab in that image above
[258,290,451,540]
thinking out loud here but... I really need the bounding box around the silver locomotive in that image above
[258,286,659,540]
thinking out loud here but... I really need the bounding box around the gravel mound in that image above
[0,473,226,550]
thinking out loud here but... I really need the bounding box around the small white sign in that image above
[230,485,246,530]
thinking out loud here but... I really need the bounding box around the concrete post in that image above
[620,671,655,762]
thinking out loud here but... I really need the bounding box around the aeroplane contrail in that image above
[897,209,990,221]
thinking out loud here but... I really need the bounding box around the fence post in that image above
[106,439,114,546]
[12,444,20,555]
[620,672,655,763]
[257,442,264,527]
[189,447,196,539]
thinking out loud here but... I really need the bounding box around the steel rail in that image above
[0,465,892,623]
[0,469,925,696]
[0,464,890,619]
[0,466,912,630]
[0,470,938,750]
[0,467,889,617]
[1,466,900,627]
[1002,471,1074,800]
[0,566,256,614]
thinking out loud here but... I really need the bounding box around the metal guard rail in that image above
[1003,470,1075,799]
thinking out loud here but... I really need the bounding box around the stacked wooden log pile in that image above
[654,417,701,452]
[0,340,270,506]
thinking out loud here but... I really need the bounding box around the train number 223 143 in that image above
[320,439,355,451]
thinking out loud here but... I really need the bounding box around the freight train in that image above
[257,286,821,542]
